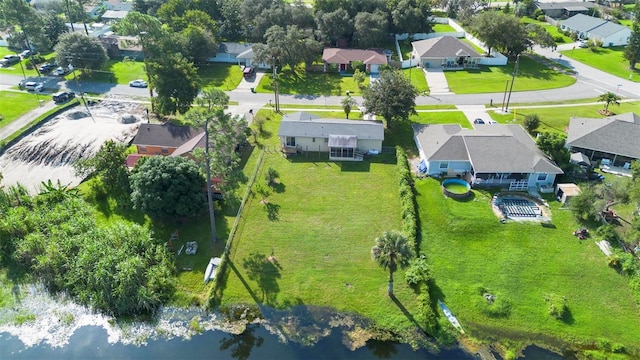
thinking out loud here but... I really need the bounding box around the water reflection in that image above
[366,340,398,359]
[219,324,264,360]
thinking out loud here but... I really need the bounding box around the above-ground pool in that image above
[442,178,471,199]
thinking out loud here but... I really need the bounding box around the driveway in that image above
[456,104,494,128]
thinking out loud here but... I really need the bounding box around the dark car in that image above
[52,91,75,103]
[242,66,255,79]
[473,118,485,124]
[39,63,56,73]
[588,172,605,182]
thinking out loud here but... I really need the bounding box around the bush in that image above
[405,257,430,290]
[523,114,540,134]
[396,146,418,252]
[544,293,567,320]
[264,167,279,185]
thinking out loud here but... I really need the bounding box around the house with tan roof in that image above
[413,124,563,190]
[411,36,482,69]
[566,112,640,169]
[322,48,388,73]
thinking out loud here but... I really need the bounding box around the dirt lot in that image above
[0,96,144,192]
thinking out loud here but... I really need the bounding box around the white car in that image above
[24,81,44,92]
[53,67,68,76]
[129,79,148,88]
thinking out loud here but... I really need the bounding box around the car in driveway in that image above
[24,81,44,92]
[53,67,69,76]
[473,118,485,124]
[129,79,148,88]
[39,63,56,73]
[52,91,75,103]
[20,50,33,58]
[0,55,20,66]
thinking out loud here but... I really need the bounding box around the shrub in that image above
[264,167,279,185]
[537,15,546,22]
[544,293,567,320]
[405,257,430,290]
[523,114,540,134]
[396,146,418,252]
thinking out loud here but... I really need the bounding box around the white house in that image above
[561,14,631,46]
[413,124,563,190]
[278,112,384,161]
[411,36,482,69]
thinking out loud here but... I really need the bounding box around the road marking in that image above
[593,89,604,94]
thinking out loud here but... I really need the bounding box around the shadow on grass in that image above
[389,293,426,335]
[265,202,280,221]
[228,260,262,304]
[219,323,264,360]
[561,307,575,325]
[270,181,286,194]
[242,252,282,306]
[339,161,370,172]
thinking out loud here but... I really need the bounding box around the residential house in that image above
[130,123,205,157]
[278,112,384,161]
[561,14,631,46]
[321,48,388,73]
[100,35,144,59]
[85,0,132,19]
[535,1,598,19]
[411,36,482,69]
[566,112,640,168]
[413,124,563,190]
[102,10,129,22]
[210,42,252,65]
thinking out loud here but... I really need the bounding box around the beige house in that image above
[278,112,384,161]
[411,36,481,69]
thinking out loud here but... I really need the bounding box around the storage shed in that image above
[555,183,581,205]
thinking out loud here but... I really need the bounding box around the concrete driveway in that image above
[456,104,495,128]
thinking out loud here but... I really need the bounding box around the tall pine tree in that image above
[624,2,640,70]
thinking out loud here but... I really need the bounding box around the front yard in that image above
[560,46,640,82]
[0,91,45,124]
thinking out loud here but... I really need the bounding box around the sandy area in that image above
[0,96,143,192]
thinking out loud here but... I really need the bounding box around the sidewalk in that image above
[0,99,57,142]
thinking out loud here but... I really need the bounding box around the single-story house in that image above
[209,42,251,65]
[561,14,631,46]
[130,123,205,157]
[566,112,640,167]
[413,124,563,190]
[102,10,129,22]
[278,112,384,161]
[535,2,598,19]
[85,0,132,19]
[555,183,581,205]
[322,48,387,73]
[100,35,144,59]
[411,36,482,69]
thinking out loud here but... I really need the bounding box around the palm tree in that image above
[371,231,413,295]
[341,95,358,119]
[598,92,621,114]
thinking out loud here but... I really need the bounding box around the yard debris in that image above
[596,240,612,256]
[185,241,198,255]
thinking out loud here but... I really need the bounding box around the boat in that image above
[204,257,222,283]
[438,300,465,334]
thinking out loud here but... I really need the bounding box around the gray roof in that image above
[570,152,591,166]
[132,123,205,148]
[102,10,128,19]
[278,112,384,140]
[560,14,629,37]
[412,36,480,59]
[536,2,597,11]
[218,42,252,56]
[566,112,640,159]
[413,124,563,174]
[588,20,631,38]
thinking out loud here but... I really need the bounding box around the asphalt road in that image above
[1,45,638,108]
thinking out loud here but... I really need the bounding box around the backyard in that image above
[416,178,640,351]
[560,46,640,82]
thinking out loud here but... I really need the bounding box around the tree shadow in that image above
[389,293,427,335]
[339,161,370,172]
[366,339,399,359]
[264,202,280,222]
[227,260,261,305]
[219,323,264,360]
[270,182,286,194]
[241,252,282,305]
[561,307,575,325]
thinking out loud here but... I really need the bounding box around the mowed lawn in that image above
[257,70,370,96]
[416,178,640,347]
[561,46,640,82]
[0,91,44,124]
[445,56,576,94]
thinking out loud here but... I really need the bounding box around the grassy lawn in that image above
[0,91,44,124]
[520,17,572,43]
[489,100,640,134]
[461,39,486,54]
[445,56,576,94]
[221,127,419,333]
[399,39,413,60]
[0,49,57,78]
[198,63,243,90]
[403,67,429,93]
[433,24,457,33]
[75,59,148,84]
[416,178,640,349]
[257,70,369,96]
[561,46,640,82]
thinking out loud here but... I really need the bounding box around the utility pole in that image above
[139,31,154,111]
[273,65,279,112]
[204,117,217,244]
[504,54,520,113]
[501,79,510,113]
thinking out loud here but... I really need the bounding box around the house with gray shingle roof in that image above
[413,124,563,190]
[535,2,598,19]
[561,14,631,46]
[322,48,388,73]
[411,36,483,69]
[278,112,384,161]
[209,42,253,66]
[566,112,640,168]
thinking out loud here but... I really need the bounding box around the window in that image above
[439,162,448,169]
[312,137,315,143]
[161,147,169,154]
[330,147,354,158]
[286,136,296,147]
[139,146,147,154]
[537,173,547,181]
[324,138,329,143]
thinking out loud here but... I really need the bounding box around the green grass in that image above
[489,101,640,134]
[445,56,576,94]
[399,40,413,60]
[75,59,148,84]
[198,63,243,90]
[561,46,640,82]
[0,91,45,124]
[433,24,457,33]
[520,17,572,43]
[416,178,640,350]
[257,70,369,96]
[461,38,486,54]
[403,67,429,93]
[0,49,57,78]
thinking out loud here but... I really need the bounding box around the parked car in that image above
[129,79,148,88]
[20,50,33,58]
[242,66,255,79]
[473,118,485,124]
[52,91,75,103]
[39,63,56,73]
[578,40,588,48]
[0,55,20,66]
[24,81,44,92]
[588,172,605,182]
[53,67,69,76]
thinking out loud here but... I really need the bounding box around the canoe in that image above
[438,300,465,334]
[204,257,222,283]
